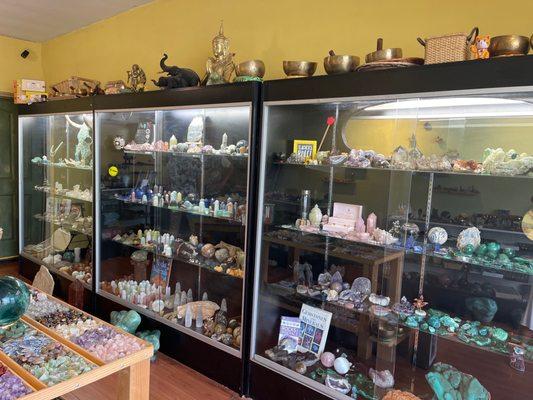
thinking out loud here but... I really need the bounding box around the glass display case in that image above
[251,84,533,398]
[19,109,94,290]
[95,101,253,357]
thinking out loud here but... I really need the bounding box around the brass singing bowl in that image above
[365,48,403,63]
[283,61,317,77]
[324,55,360,74]
[489,35,530,57]
[235,60,266,78]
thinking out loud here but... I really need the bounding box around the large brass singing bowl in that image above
[283,61,317,77]
[489,35,530,57]
[324,55,360,74]
[235,60,266,78]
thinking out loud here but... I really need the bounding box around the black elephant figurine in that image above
[151,53,200,89]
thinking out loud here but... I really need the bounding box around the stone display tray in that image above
[0,285,153,400]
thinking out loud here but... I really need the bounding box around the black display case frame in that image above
[249,55,533,400]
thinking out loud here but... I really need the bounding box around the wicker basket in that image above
[418,27,478,64]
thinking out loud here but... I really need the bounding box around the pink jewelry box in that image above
[322,202,362,233]
[333,203,362,220]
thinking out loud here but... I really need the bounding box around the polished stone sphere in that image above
[0,276,30,327]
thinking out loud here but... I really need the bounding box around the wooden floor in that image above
[63,353,239,400]
[0,262,239,400]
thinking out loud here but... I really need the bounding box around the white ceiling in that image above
[0,0,153,42]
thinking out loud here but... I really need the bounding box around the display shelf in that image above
[33,187,93,203]
[253,355,357,400]
[273,161,533,180]
[107,238,244,281]
[263,281,533,364]
[266,227,403,264]
[31,161,93,172]
[269,226,533,276]
[113,197,245,226]
[97,289,241,358]
[410,219,524,236]
[33,214,93,237]
[123,148,249,160]
[20,251,92,290]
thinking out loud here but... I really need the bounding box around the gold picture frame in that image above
[293,140,317,160]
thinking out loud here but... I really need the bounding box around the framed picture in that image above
[150,256,173,288]
[293,140,317,160]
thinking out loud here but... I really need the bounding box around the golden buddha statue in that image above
[204,22,236,85]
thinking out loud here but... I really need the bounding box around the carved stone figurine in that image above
[204,22,236,85]
[151,54,200,89]
[66,114,93,165]
[127,64,146,92]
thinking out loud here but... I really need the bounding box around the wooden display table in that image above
[0,286,153,400]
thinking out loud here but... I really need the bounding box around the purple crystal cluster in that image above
[73,326,143,362]
[0,368,32,399]
[73,326,117,349]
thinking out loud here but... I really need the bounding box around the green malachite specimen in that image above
[465,297,497,323]
[426,363,490,400]
[349,373,377,400]
[110,310,141,334]
[0,276,30,327]
[136,330,160,361]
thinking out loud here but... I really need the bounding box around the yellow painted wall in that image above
[41,0,533,89]
[0,35,43,93]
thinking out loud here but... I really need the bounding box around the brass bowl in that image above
[324,55,360,74]
[366,38,402,63]
[283,61,317,78]
[489,35,530,57]
[235,60,265,78]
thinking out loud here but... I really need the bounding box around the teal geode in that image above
[110,310,141,334]
[465,297,497,323]
[0,276,30,327]
[426,362,490,400]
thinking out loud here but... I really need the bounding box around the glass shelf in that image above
[20,251,92,290]
[273,160,533,179]
[33,213,93,237]
[31,160,93,171]
[108,236,244,280]
[270,226,533,276]
[33,187,93,203]
[123,148,249,159]
[112,196,245,226]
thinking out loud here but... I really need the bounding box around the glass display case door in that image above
[19,112,94,290]
[96,104,252,356]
